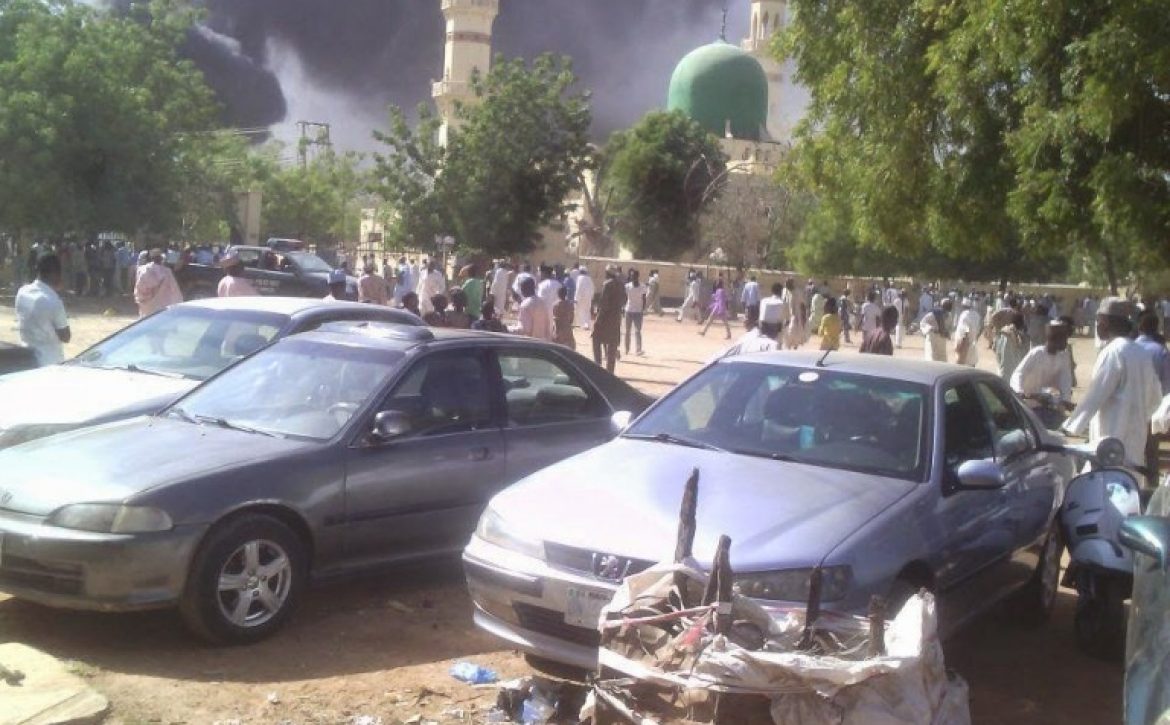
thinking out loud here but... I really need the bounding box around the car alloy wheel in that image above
[216,539,293,628]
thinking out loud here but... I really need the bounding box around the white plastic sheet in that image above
[598,562,971,725]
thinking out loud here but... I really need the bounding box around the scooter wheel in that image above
[1074,580,1126,662]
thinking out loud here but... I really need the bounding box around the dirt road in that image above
[0,297,1122,723]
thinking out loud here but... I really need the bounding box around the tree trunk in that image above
[1103,245,1119,296]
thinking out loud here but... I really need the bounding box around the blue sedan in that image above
[464,351,1075,668]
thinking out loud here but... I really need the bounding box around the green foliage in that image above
[0,0,222,239]
[372,54,592,257]
[249,145,367,243]
[603,110,727,260]
[779,0,1170,291]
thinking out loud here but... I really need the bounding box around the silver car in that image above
[0,324,650,643]
[464,351,1074,668]
[0,296,423,449]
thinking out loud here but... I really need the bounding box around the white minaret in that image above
[742,0,786,141]
[432,0,499,146]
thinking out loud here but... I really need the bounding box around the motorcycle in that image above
[1059,437,1143,661]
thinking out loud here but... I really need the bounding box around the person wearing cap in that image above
[358,262,389,305]
[920,298,952,362]
[758,282,790,342]
[133,248,183,317]
[1066,297,1162,482]
[1011,321,1074,405]
[953,297,982,366]
[217,248,259,297]
[323,269,349,302]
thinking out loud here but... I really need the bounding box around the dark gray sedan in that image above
[0,324,651,643]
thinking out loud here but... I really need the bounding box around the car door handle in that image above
[468,447,492,461]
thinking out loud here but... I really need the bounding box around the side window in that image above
[379,352,494,435]
[942,384,994,469]
[498,351,606,425]
[975,381,1034,460]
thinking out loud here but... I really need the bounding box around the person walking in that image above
[133,249,183,317]
[574,268,595,330]
[893,290,907,348]
[552,286,576,350]
[953,298,982,367]
[645,269,663,315]
[517,277,553,341]
[838,290,853,345]
[537,266,562,312]
[460,264,484,319]
[15,253,70,366]
[699,278,732,340]
[1066,297,1163,484]
[860,306,898,355]
[818,297,843,351]
[417,260,445,316]
[920,299,952,362]
[624,270,647,356]
[995,312,1030,383]
[592,266,626,372]
[677,271,700,323]
[740,275,761,317]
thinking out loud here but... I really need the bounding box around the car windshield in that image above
[169,339,404,441]
[626,361,930,481]
[71,307,287,380]
[285,252,333,274]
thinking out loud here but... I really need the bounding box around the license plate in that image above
[564,586,611,628]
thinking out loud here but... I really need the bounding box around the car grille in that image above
[544,543,654,583]
[0,554,83,596]
[513,602,601,648]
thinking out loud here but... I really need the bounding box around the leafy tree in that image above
[779,0,1170,292]
[371,54,592,257]
[0,0,222,241]
[602,110,727,260]
[251,145,367,243]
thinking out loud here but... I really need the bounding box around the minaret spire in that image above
[432,0,500,146]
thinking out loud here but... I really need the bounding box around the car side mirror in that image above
[1119,516,1170,572]
[370,410,411,443]
[955,459,1006,491]
[611,410,633,433]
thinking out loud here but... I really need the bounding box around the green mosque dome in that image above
[667,41,769,141]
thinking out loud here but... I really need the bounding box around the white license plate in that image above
[564,586,611,628]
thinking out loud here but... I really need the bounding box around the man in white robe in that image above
[953,298,982,366]
[574,268,595,330]
[1066,297,1163,483]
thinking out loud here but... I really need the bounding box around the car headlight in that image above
[47,504,174,534]
[0,424,78,449]
[733,566,852,602]
[475,507,545,560]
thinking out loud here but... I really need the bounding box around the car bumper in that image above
[0,510,207,611]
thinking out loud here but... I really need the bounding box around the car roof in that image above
[289,322,573,352]
[177,296,388,317]
[724,350,990,386]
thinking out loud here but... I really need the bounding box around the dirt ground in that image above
[0,293,1123,724]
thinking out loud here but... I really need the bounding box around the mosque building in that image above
[414,0,792,262]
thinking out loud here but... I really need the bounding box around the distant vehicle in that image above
[264,238,307,252]
[0,323,652,643]
[0,342,38,377]
[465,351,1076,669]
[176,245,356,299]
[0,297,423,449]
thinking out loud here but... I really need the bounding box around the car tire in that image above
[180,514,307,645]
[1073,578,1126,661]
[1012,523,1063,626]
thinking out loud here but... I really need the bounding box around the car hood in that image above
[493,439,917,571]
[0,417,310,516]
[0,365,194,431]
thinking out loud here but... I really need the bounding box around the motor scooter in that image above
[1059,437,1143,661]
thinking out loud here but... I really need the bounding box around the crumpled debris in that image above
[449,661,498,684]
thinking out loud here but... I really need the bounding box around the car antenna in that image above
[816,349,832,368]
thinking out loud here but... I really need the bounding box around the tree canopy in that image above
[0,0,223,240]
[371,54,592,257]
[779,0,1170,290]
[602,110,728,260]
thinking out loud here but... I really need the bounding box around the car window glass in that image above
[498,352,605,425]
[943,383,995,468]
[75,308,283,380]
[976,381,1034,459]
[380,353,493,435]
[627,362,929,481]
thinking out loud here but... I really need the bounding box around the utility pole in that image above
[296,121,332,168]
